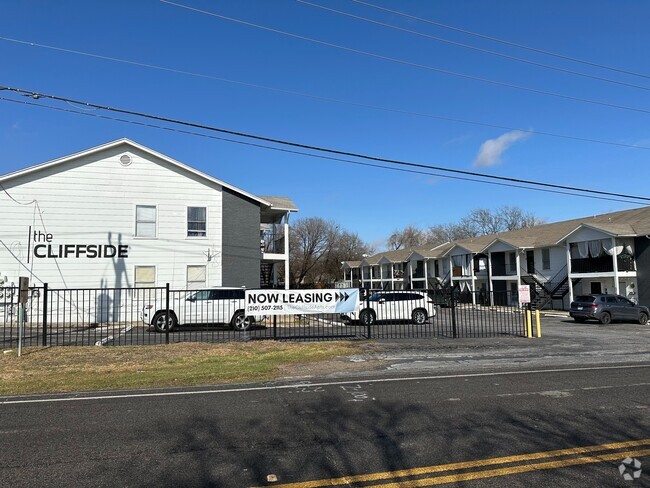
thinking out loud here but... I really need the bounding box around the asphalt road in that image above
[1,363,649,487]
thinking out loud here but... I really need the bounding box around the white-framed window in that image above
[135,266,156,288]
[542,248,551,270]
[187,207,207,237]
[187,265,207,289]
[135,205,157,238]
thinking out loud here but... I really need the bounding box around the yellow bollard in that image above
[526,310,532,338]
[535,310,541,338]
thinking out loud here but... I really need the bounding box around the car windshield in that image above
[368,293,384,302]
[574,296,596,303]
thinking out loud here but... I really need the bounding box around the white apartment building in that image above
[0,139,297,291]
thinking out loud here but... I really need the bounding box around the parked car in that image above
[142,287,265,332]
[341,290,437,325]
[569,294,648,325]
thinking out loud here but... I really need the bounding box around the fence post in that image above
[165,283,170,345]
[451,287,458,339]
[365,292,371,339]
[273,315,277,339]
[42,283,48,347]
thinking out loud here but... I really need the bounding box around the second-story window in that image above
[187,207,207,237]
[135,205,156,238]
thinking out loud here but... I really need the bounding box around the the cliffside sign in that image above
[245,289,359,316]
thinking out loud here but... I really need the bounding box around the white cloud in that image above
[473,130,529,167]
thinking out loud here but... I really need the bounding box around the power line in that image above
[297,0,650,93]
[160,0,650,117]
[0,95,644,206]
[3,36,650,153]
[350,0,650,82]
[1,87,648,205]
[0,182,36,205]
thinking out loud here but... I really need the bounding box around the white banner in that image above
[245,289,359,316]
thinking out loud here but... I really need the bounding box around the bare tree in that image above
[498,206,545,231]
[386,206,545,251]
[318,231,374,285]
[289,218,338,287]
[289,218,374,287]
[387,225,426,250]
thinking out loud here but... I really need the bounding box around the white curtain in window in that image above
[451,255,463,267]
[588,240,602,258]
[462,254,472,276]
[601,239,623,256]
[577,241,589,258]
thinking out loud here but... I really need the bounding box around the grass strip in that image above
[0,341,364,395]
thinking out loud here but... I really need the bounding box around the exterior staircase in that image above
[260,263,274,288]
[522,266,575,310]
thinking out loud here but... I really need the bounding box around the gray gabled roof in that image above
[0,138,273,207]
[258,196,298,212]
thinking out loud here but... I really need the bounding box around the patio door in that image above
[526,251,535,274]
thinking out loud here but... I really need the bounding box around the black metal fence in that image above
[0,285,529,347]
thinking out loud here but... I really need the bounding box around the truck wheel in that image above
[153,311,177,333]
[359,309,376,326]
[412,309,428,325]
[231,311,252,331]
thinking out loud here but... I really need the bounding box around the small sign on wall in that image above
[518,284,531,304]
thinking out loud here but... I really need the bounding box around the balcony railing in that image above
[617,254,636,272]
[491,262,517,276]
[261,225,285,254]
[571,255,636,273]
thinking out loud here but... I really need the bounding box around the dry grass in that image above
[0,341,364,395]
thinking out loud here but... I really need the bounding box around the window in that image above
[191,290,211,301]
[134,266,155,288]
[187,207,207,237]
[187,265,207,289]
[542,248,551,270]
[135,205,156,238]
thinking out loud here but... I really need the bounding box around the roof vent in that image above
[119,154,132,166]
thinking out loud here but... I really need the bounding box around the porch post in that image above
[284,220,290,289]
[449,257,454,288]
[515,252,522,288]
[470,255,477,305]
[566,243,574,304]
[487,251,494,306]
[612,237,620,295]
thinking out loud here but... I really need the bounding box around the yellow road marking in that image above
[368,449,650,487]
[265,438,650,488]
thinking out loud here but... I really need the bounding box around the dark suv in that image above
[569,294,648,325]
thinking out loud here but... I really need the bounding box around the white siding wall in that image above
[533,246,567,281]
[487,242,515,253]
[0,146,224,289]
[566,227,612,243]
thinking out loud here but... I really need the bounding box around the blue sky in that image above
[1,0,649,250]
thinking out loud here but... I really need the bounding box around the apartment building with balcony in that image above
[343,207,650,309]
